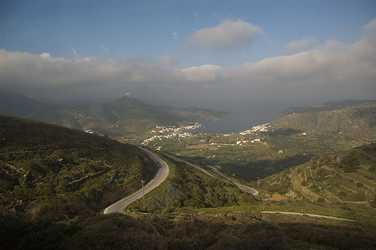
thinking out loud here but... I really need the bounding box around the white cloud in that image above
[0,18,375,103]
[222,34,376,100]
[40,52,51,59]
[0,50,180,89]
[364,18,376,43]
[364,18,376,32]
[180,64,222,82]
[286,38,320,52]
[187,19,261,49]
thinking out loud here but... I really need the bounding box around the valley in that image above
[2,3,376,249]
[1,99,376,250]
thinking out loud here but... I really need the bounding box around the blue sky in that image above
[1,0,375,66]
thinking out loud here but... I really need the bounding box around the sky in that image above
[1,0,376,130]
[1,0,375,64]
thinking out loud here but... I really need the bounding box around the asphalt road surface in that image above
[103,147,169,214]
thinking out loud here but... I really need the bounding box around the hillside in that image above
[0,115,158,221]
[128,153,253,212]
[1,101,376,250]
[272,101,376,144]
[74,96,223,139]
[1,117,376,250]
[3,209,376,250]
[259,143,376,204]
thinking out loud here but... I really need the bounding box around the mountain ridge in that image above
[0,91,223,139]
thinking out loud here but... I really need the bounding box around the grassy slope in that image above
[0,115,158,221]
[258,143,376,205]
[272,101,376,145]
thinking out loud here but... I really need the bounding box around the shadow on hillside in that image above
[181,154,312,181]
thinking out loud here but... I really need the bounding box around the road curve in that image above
[103,147,169,214]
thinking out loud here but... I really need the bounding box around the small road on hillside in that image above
[165,154,215,178]
[166,153,259,197]
[103,147,169,214]
[261,211,355,222]
[209,166,259,196]
[207,165,259,197]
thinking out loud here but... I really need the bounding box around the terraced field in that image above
[258,143,376,205]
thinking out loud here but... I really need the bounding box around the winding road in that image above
[102,148,356,223]
[103,147,169,214]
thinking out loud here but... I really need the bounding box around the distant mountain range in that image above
[283,100,376,114]
[0,91,224,140]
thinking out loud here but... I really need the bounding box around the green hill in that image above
[0,115,158,221]
[2,101,376,250]
[259,143,376,204]
[1,116,376,250]
[128,154,252,213]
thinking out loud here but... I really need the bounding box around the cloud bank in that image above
[0,18,375,105]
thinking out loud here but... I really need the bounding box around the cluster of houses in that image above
[236,138,263,146]
[239,123,271,135]
[142,122,202,145]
